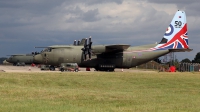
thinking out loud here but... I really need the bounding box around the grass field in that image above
[1,71,200,112]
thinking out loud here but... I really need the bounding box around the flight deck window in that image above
[46,48,52,52]
[42,48,52,52]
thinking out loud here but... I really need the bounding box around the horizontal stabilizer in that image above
[169,48,193,52]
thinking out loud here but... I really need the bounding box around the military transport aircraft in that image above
[6,52,39,65]
[34,10,192,71]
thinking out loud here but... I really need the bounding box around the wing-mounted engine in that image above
[81,36,93,61]
[91,44,131,54]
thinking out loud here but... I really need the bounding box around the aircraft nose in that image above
[34,54,43,63]
[6,58,10,62]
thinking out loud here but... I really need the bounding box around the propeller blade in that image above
[89,52,91,59]
[81,37,93,61]
[84,54,87,60]
[89,36,91,44]
[84,38,88,47]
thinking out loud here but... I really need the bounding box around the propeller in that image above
[81,36,92,60]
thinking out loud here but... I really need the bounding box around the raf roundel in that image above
[164,24,174,36]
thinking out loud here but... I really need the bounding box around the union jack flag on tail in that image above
[154,10,191,52]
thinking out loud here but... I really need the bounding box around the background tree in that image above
[181,58,191,63]
[154,58,161,64]
[0,57,7,64]
[192,52,200,63]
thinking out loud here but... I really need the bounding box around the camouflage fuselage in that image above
[34,44,169,68]
[7,55,35,64]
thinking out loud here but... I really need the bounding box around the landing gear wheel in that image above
[50,66,55,71]
[60,68,64,72]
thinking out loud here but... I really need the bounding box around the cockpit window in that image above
[31,52,40,55]
[41,48,52,53]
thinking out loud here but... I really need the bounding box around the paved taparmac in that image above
[0,65,156,73]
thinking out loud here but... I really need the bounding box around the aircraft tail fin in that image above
[154,10,191,51]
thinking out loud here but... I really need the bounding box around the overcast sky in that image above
[0,0,200,61]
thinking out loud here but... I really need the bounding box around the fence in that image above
[137,61,200,72]
[179,63,200,72]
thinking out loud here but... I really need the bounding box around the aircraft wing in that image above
[7,54,26,56]
[35,45,73,49]
[106,44,130,50]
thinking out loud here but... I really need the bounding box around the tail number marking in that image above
[175,21,182,28]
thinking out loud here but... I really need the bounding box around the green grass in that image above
[1,72,200,112]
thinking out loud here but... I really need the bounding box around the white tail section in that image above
[154,10,188,50]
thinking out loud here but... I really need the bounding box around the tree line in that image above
[0,57,7,64]
[181,52,200,63]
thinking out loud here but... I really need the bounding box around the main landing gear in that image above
[95,64,115,72]
[49,65,55,71]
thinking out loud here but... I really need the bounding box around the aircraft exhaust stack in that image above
[78,40,80,45]
[74,40,77,46]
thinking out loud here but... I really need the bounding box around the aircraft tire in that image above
[60,68,64,72]
[50,66,55,71]
[75,68,78,72]
[94,68,99,71]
